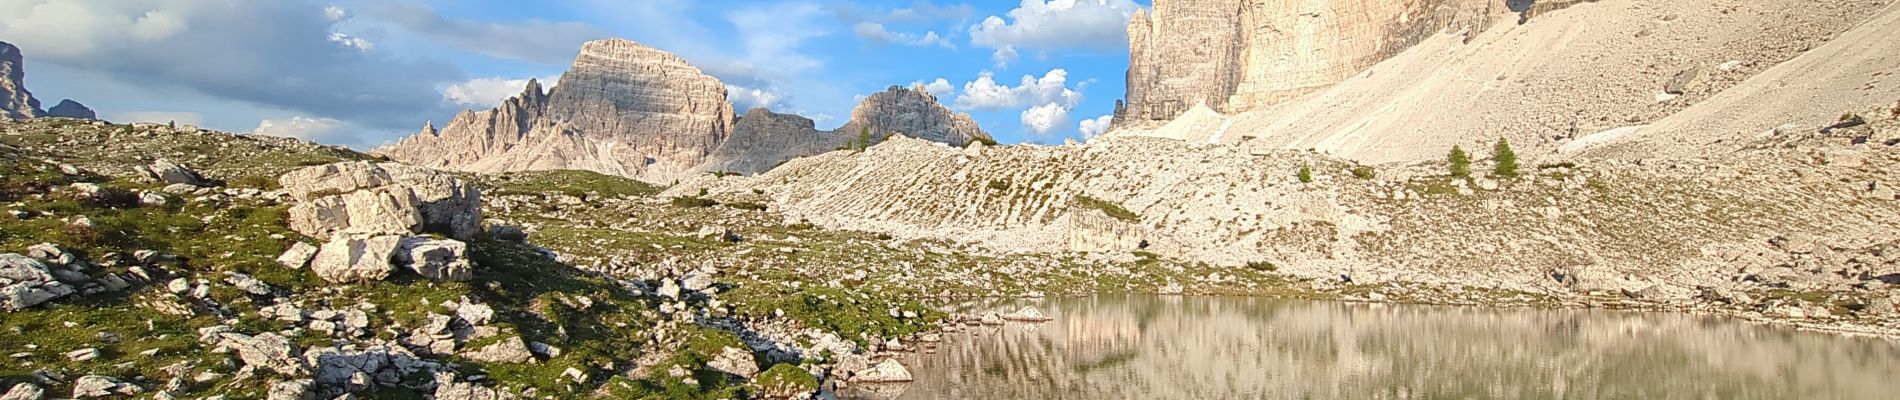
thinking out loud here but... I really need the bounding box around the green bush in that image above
[1297,164,1314,183]
[966,136,999,148]
[1075,195,1139,222]
[723,202,767,211]
[986,180,1010,191]
[1246,261,1278,272]
[1448,145,1472,178]
[670,197,719,208]
[1492,138,1519,178]
[1350,166,1376,180]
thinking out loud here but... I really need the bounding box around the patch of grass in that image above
[487,170,662,199]
[753,363,818,395]
[1246,261,1278,272]
[723,202,768,212]
[1350,166,1376,180]
[1074,195,1139,222]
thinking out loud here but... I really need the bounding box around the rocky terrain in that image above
[0,118,1273,399]
[674,100,1900,336]
[697,86,989,176]
[378,39,989,184]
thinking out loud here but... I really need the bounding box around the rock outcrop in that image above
[697,85,990,175]
[46,99,95,120]
[1,253,76,310]
[376,39,733,184]
[280,161,482,240]
[1,41,42,120]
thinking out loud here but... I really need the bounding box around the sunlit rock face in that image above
[1,41,43,120]
[377,38,734,184]
[1119,0,1511,123]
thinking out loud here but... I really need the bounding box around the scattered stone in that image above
[657,279,682,300]
[463,336,535,364]
[145,159,209,186]
[1,383,44,400]
[70,375,135,398]
[208,332,308,376]
[706,346,759,378]
[266,379,314,400]
[276,242,319,269]
[223,273,273,296]
[1665,66,1702,95]
[64,348,99,361]
[681,272,715,292]
[138,191,167,207]
[396,237,473,281]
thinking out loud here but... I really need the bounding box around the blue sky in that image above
[2,0,1147,148]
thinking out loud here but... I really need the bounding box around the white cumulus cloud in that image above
[1021,102,1069,135]
[991,45,1019,69]
[253,116,357,145]
[727,84,789,112]
[909,78,956,97]
[969,0,1143,52]
[442,76,558,108]
[954,69,1083,111]
[854,22,954,49]
[1078,114,1114,138]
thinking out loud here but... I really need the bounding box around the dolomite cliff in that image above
[380,40,985,182]
[1109,0,1891,166]
[377,39,735,184]
[1,41,43,120]
[697,86,991,175]
[1117,0,1507,124]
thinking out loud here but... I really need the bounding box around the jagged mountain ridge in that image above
[697,85,990,175]
[378,39,987,183]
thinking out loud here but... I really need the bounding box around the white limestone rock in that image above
[309,234,402,283]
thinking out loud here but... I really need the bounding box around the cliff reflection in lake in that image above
[847,295,1900,400]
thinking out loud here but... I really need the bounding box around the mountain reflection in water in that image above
[845,295,1900,400]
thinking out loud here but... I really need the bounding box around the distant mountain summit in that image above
[2,40,96,121]
[379,39,986,183]
[698,85,990,175]
[377,39,733,183]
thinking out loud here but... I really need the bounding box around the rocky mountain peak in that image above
[377,38,734,184]
[842,85,990,147]
[46,99,96,120]
[1,40,44,120]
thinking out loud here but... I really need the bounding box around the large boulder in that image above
[309,235,402,283]
[852,359,914,383]
[141,159,210,186]
[1,253,76,310]
[281,162,482,240]
[396,237,473,281]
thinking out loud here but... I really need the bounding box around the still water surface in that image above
[847,295,1900,400]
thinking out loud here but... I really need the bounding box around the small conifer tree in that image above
[1449,145,1472,178]
[1493,137,1519,178]
[1297,164,1314,183]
